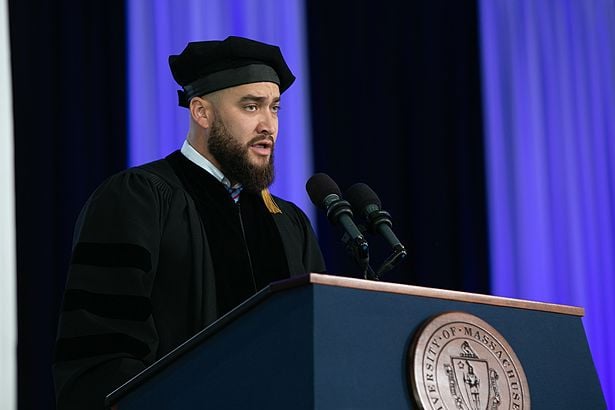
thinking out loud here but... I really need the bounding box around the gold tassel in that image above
[261,188,282,214]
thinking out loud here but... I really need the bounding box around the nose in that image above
[256,110,277,137]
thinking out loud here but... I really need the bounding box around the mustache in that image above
[247,134,274,146]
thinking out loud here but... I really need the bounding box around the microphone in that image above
[306,173,371,276]
[345,182,407,276]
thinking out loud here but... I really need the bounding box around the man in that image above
[53,36,325,409]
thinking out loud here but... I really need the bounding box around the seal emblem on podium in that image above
[408,311,530,409]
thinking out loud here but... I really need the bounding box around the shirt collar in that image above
[180,140,240,189]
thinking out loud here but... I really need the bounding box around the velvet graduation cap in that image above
[169,36,296,108]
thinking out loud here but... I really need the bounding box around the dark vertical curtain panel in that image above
[9,0,126,408]
[306,1,489,291]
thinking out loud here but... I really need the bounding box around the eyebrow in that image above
[239,94,281,104]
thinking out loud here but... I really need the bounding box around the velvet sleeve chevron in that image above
[53,169,173,409]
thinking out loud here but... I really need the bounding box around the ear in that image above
[189,97,212,128]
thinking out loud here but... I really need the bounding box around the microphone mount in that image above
[375,244,407,278]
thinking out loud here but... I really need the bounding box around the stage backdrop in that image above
[303,1,490,290]
[10,0,612,409]
[480,0,615,406]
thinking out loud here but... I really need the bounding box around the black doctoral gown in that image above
[53,151,325,409]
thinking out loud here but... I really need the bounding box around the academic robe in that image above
[53,152,325,409]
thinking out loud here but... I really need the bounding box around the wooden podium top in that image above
[272,273,584,317]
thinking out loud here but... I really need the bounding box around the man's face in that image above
[207,82,281,191]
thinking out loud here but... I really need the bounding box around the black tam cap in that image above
[169,36,296,108]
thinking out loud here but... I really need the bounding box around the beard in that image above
[207,117,275,192]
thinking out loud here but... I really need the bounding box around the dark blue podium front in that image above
[107,274,605,409]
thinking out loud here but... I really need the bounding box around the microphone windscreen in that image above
[345,183,382,211]
[306,173,342,209]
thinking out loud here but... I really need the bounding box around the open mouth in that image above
[249,138,273,156]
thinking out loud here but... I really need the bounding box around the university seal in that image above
[408,312,530,409]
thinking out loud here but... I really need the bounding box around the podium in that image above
[106,274,605,409]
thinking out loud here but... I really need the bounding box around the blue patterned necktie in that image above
[228,185,242,203]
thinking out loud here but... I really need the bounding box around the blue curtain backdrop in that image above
[128,0,315,222]
[479,0,615,406]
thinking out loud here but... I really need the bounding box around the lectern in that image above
[106,274,605,409]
